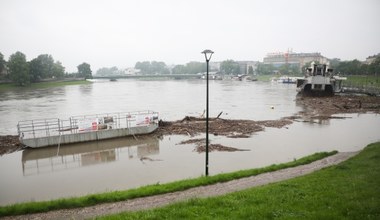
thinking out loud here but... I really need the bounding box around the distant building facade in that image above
[263,51,328,70]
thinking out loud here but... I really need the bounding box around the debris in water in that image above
[177,138,250,153]
[194,144,250,153]
[139,156,163,164]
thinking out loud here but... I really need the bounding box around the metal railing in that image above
[342,81,380,95]
[18,110,159,140]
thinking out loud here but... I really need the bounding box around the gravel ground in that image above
[2,151,358,220]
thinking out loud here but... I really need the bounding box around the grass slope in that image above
[100,142,380,219]
[0,80,90,91]
[0,151,336,217]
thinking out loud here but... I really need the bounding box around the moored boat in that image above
[297,62,346,96]
[271,76,299,84]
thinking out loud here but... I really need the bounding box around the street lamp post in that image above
[201,49,214,176]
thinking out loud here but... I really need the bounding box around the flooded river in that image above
[1,79,380,206]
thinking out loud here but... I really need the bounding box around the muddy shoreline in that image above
[0,135,23,156]
[1,95,380,156]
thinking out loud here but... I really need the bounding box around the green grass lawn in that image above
[0,151,336,217]
[99,142,380,220]
[0,80,91,91]
[344,75,380,88]
[29,80,92,88]
[0,83,15,91]
[256,74,274,82]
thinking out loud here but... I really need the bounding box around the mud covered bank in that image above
[295,94,380,117]
[1,95,380,156]
[0,135,23,155]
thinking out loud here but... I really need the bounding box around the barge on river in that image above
[296,62,346,96]
[17,110,159,148]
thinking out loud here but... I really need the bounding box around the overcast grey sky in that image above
[1,0,379,72]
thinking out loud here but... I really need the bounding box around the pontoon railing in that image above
[18,110,159,140]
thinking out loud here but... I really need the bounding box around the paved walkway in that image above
[2,151,358,220]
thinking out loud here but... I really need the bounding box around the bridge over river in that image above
[92,74,201,80]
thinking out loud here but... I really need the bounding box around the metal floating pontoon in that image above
[17,110,159,148]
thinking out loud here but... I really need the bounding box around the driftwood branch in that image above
[216,111,223,119]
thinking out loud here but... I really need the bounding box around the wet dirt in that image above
[295,94,380,118]
[0,135,23,156]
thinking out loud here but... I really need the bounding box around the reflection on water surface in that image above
[22,136,159,176]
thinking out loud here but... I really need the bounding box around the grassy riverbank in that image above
[101,142,380,219]
[0,79,91,91]
[256,74,274,82]
[0,151,336,217]
[344,75,380,88]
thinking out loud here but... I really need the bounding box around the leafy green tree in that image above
[172,64,186,74]
[368,57,380,75]
[280,64,300,75]
[77,62,92,79]
[96,66,120,76]
[151,61,169,74]
[348,59,362,75]
[29,58,43,82]
[0,52,6,75]
[8,51,30,86]
[52,61,65,78]
[279,64,289,75]
[185,62,204,74]
[135,61,151,74]
[39,54,54,78]
[328,58,341,70]
[29,54,56,82]
[220,60,240,75]
[335,60,362,75]
[135,61,169,74]
[248,66,254,75]
[172,62,205,74]
[257,63,275,75]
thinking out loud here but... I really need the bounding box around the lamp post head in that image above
[201,49,214,62]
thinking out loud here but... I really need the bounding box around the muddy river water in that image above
[1,79,380,206]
